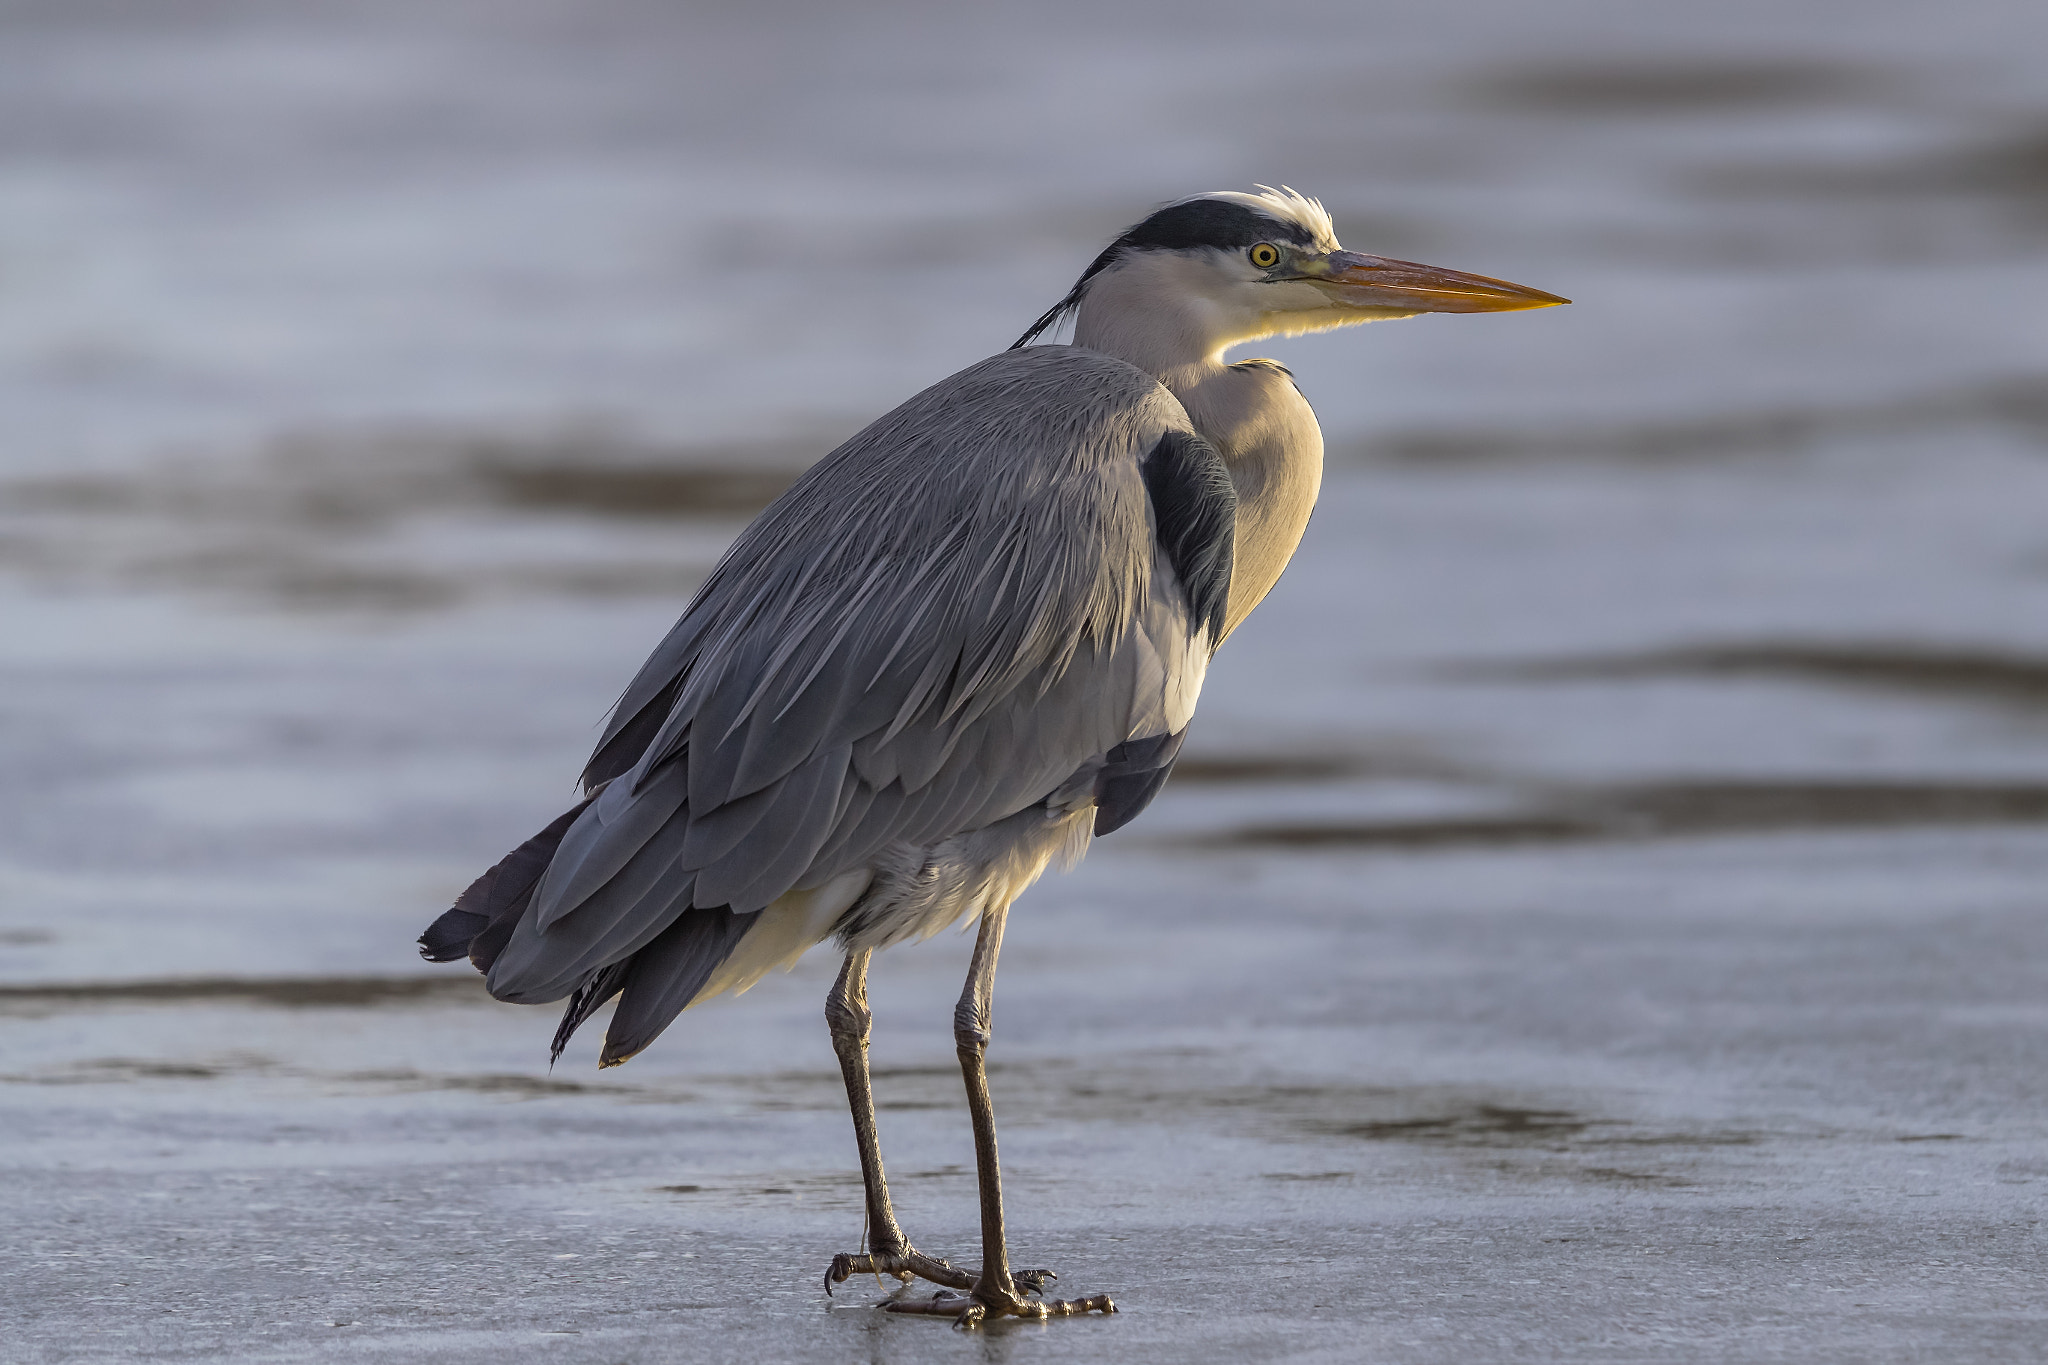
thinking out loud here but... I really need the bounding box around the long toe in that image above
[881,1279,1115,1326]
[824,1246,975,1296]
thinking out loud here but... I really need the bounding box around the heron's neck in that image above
[1075,284,1322,643]
[1070,256,1243,394]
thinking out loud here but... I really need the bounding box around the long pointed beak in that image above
[1307,250,1569,314]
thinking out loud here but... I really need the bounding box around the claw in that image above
[825,1251,907,1296]
[1012,1267,1056,1297]
[824,1246,967,1298]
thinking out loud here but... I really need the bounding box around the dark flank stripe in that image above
[1092,729,1187,836]
[1139,429,1236,646]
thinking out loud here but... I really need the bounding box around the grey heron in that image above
[419,187,1565,1324]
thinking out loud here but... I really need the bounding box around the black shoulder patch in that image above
[1139,429,1236,645]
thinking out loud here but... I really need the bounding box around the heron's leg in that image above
[826,951,909,1254]
[955,904,1018,1306]
[822,951,975,1296]
[882,905,1114,1325]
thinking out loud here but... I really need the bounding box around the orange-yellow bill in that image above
[1309,250,1569,314]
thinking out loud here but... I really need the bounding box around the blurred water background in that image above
[5,2,2048,1360]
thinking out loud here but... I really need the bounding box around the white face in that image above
[1080,242,1419,367]
[1230,246,1435,340]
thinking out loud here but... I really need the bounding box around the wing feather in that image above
[488,347,1227,1004]
[691,745,852,909]
[531,760,688,932]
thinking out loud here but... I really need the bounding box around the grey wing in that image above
[485,347,1230,1005]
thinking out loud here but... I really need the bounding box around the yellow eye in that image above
[1248,242,1281,269]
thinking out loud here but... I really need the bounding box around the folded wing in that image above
[480,346,1231,1012]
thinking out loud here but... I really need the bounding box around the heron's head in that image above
[1015,187,1566,372]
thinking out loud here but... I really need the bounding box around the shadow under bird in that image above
[420,187,1565,1325]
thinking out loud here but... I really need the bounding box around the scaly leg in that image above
[820,951,1039,1298]
[881,907,1114,1326]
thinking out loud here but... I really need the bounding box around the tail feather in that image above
[422,799,757,1071]
[598,907,758,1067]
[418,798,594,970]
[549,960,631,1065]
[418,908,488,963]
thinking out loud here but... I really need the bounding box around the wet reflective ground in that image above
[4,1,2048,1360]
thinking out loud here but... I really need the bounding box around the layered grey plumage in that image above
[453,346,1219,1060]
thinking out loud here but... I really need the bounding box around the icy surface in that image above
[3,1,2048,1360]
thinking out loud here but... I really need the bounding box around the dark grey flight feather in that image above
[417,798,592,967]
[549,959,629,1064]
[479,346,1208,1011]
[582,675,683,791]
[597,906,759,1066]
[543,904,759,1065]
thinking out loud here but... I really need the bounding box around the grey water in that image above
[3,1,2047,1360]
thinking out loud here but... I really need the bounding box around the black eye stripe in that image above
[1115,200,1316,253]
[1011,197,1323,348]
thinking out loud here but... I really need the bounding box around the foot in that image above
[824,1247,1064,1305]
[825,1244,969,1295]
[880,1277,1116,1327]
